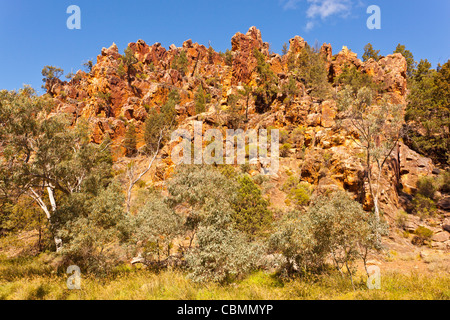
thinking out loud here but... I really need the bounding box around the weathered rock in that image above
[399,143,434,194]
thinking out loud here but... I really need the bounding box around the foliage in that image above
[393,44,416,78]
[55,182,127,274]
[144,89,179,153]
[412,194,437,218]
[412,226,434,246]
[83,60,94,73]
[294,44,332,100]
[131,193,182,266]
[337,86,403,218]
[280,143,292,157]
[253,48,279,112]
[270,191,387,280]
[124,122,137,157]
[335,64,378,94]
[416,176,437,199]
[41,66,64,82]
[281,76,299,107]
[405,59,450,165]
[168,165,261,283]
[172,50,188,76]
[362,43,381,62]
[186,224,263,283]
[282,43,289,56]
[224,49,233,67]
[232,175,272,238]
[194,85,206,114]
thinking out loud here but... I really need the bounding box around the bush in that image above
[269,211,316,276]
[412,194,437,218]
[270,191,387,280]
[124,123,137,157]
[280,143,292,157]
[412,226,434,246]
[416,176,437,199]
[437,171,450,193]
[131,193,182,267]
[232,175,272,238]
[56,183,128,274]
[195,85,206,114]
[290,182,313,208]
[172,50,188,76]
[144,89,179,153]
[186,225,263,283]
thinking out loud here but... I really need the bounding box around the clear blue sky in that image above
[1,0,449,93]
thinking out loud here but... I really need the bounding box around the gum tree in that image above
[338,86,403,219]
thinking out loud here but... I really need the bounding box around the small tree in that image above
[83,60,94,73]
[232,175,272,238]
[338,87,403,219]
[121,46,138,84]
[124,123,137,157]
[363,43,381,62]
[224,49,233,67]
[131,193,182,267]
[307,191,387,286]
[195,85,206,114]
[172,50,188,76]
[281,76,299,107]
[394,44,416,78]
[253,48,279,112]
[295,44,332,100]
[282,43,289,56]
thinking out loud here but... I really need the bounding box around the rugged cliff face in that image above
[43,27,448,248]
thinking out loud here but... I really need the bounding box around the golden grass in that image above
[0,255,449,300]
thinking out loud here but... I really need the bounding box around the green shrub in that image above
[270,191,387,280]
[280,143,292,157]
[232,175,272,238]
[412,194,437,218]
[437,171,450,193]
[172,50,188,76]
[186,225,263,283]
[131,193,182,267]
[416,176,437,199]
[412,226,434,246]
[195,85,206,114]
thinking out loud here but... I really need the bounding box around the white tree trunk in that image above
[29,187,63,252]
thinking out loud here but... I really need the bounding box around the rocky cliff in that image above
[44,27,449,249]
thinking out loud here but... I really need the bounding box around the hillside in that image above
[1,27,449,296]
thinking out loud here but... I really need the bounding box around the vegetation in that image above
[172,50,189,76]
[338,86,403,219]
[293,44,332,100]
[41,66,64,85]
[393,44,416,78]
[194,85,206,114]
[362,43,381,62]
[253,48,279,112]
[144,89,180,153]
[124,122,137,157]
[405,59,450,165]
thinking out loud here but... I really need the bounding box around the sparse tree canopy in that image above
[362,43,381,62]
[41,66,64,82]
[394,44,416,78]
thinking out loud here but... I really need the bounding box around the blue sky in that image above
[0,0,449,93]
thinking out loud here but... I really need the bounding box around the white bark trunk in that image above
[29,187,63,252]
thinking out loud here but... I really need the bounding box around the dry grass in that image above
[0,254,449,300]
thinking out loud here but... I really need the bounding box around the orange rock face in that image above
[44,26,438,220]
